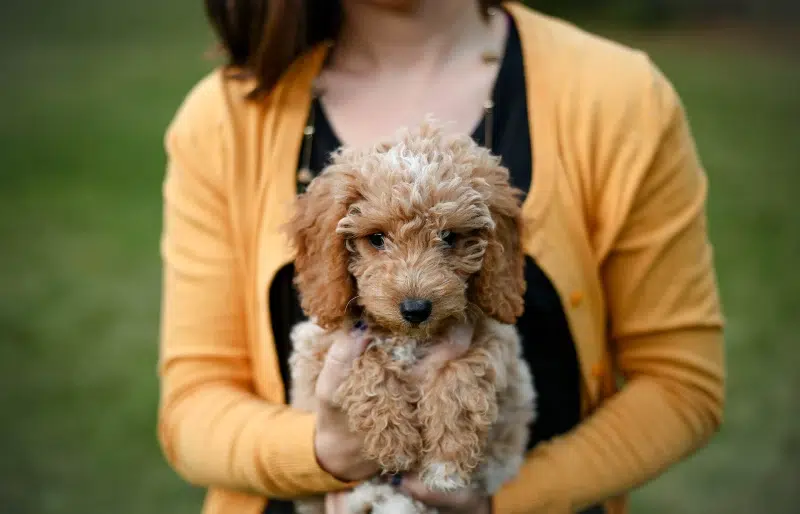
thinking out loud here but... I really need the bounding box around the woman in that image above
[157,1,726,513]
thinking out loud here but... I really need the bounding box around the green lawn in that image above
[1,2,798,513]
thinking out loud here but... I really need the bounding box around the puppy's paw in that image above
[419,461,469,493]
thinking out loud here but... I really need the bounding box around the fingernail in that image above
[389,473,403,486]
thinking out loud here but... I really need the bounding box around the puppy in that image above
[284,121,536,514]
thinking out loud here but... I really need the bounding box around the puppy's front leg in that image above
[418,346,498,492]
[477,324,536,495]
[335,344,422,474]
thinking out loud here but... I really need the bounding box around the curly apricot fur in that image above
[284,120,537,514]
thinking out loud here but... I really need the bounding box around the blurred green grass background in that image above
[0,1,798,513]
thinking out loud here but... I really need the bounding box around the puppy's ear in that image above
[469,164,526,325]
[284,170,356,329]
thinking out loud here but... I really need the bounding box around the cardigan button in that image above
[297,168,314,185]
[569,291,584,307]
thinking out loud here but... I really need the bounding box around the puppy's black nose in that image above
[400,299,432,325]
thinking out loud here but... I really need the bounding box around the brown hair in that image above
[204,0,506,99]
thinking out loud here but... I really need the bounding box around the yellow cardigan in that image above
[157,3,726,513]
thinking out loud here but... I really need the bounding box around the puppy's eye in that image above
[440,230,457,248]
[368,233,386,250]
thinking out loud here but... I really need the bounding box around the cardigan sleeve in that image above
[156,75,351,498]
[493,57,726,513]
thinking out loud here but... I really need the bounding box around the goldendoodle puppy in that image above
[284,121,536,514]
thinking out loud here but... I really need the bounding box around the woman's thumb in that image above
[316,329,369,403]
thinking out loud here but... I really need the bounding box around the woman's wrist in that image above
[313,426,351,481]
[313,421,378,482]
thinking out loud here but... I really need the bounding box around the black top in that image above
[266,13,599,514]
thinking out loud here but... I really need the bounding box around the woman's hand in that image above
[313,327,381,482]
[399,473,492,514]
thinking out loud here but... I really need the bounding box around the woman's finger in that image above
[446,322,475,348]
[398,473,473,508]
[324,490,351,514]
[411,322,474,380]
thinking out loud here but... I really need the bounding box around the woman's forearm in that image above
[158,358,352,497]
[493,327,724,514]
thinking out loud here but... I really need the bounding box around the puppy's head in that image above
[285,121,526,335]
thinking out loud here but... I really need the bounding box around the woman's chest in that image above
[316,60,498,149]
